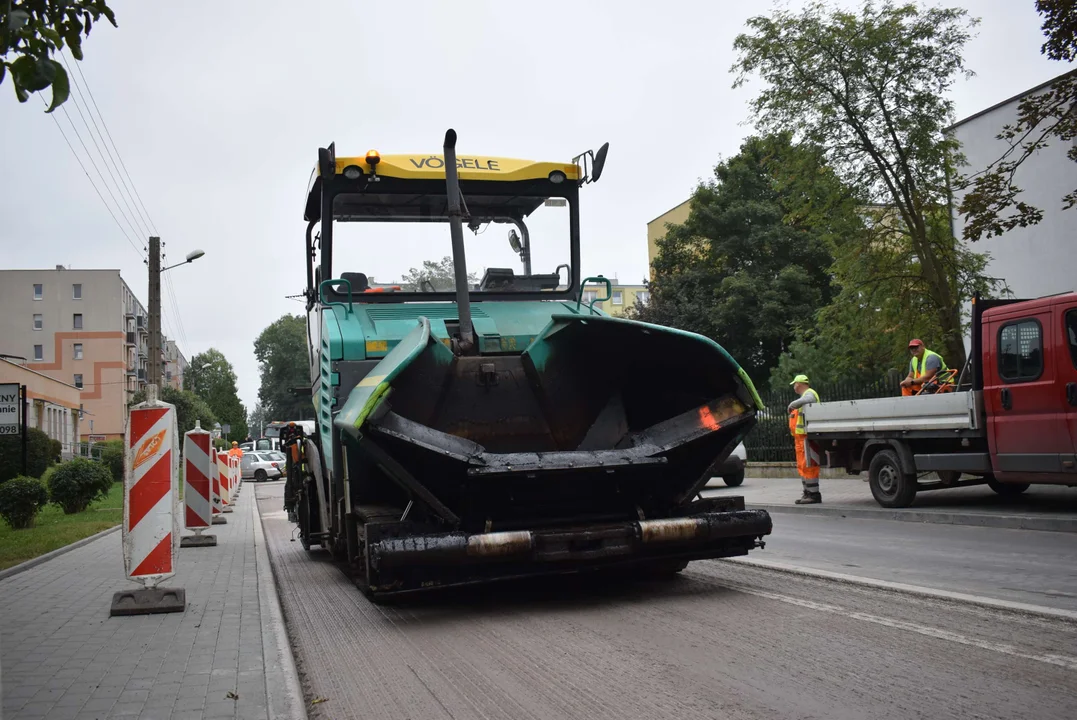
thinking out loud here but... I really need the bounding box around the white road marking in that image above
[721,580,1077,671]
[729,556,1077,623]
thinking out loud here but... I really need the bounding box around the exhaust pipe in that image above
[443,129,475,353]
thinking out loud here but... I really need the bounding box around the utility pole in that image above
[148,236,162,388]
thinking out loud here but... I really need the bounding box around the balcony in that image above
[138,347,147,359]
[125,331,135,345]
[126,368,136,377]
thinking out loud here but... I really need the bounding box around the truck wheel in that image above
[986,477,1030,496]
[869,449,917,508]
[723,471,745,487]
[936,470,960,485]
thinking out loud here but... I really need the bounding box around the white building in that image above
[948,70,1077,300]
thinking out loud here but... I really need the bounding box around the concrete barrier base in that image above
[109,587,186,616]
[180,534,217,548]
[212,516,227,525]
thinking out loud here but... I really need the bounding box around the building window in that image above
[998,319,1043,382]
[74,374,84,389]
[33,313,43,330]
[612,291,623,306]
[73,313,83,330]
[638,291,651,306]
[73,343,83,360]
[72,283,82,300]
[34,344,43,361]
[33,283,42,300]
[583,291,598,305]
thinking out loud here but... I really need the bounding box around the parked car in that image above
[715,441,747,487]
[240,452,284,482]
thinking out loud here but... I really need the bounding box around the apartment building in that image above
[646,199,693,279]
[948,69,1077,299]
[581,276,649,317]
[0,268,178,442]
[164,339,187,391]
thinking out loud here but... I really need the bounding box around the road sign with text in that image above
[0,384,20,436]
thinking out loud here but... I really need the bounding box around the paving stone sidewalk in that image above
[704,475,1077,531]
[0,485,302,720]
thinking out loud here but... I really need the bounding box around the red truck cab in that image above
[980,293,1077,484]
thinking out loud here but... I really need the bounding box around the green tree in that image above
[1,0,117,111]
[184,349,247,440]
[254,315,315,421]
[247,401,268,439]
[130,386,218,440]
[958,1,1077,240]
[732,0,989,367]
[770,204,1006,391]
[631,134,837,382]
[399,256,479,291]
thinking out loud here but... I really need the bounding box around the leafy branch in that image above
[1,0,116,111]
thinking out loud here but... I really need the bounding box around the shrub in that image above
[97,440,125,483]
[0,427,55,483]
[49,438,62,461]
[0,476,50,529]
[47,458,114,514]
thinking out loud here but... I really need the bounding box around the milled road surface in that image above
[255,482,1077,720]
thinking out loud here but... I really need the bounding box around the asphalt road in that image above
[254,481,1077,720]
[747,512,1077,611]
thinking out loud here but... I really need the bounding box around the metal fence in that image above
[743,376,903,462]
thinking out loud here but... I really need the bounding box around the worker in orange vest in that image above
[228,441,243,458]
[788,374,822,504]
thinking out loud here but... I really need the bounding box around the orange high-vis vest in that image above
[788,388,821,436]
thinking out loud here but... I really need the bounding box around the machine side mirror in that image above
[591,142,609,183]
[508,229,521,254]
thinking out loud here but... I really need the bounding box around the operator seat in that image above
[341,272,370,292]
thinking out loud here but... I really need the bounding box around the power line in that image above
[57,96,145,245]
[42,97,146,261]
[61,54,192,357]
[67,51,160,236]
[58,50,151,240]
[162,264,190,352]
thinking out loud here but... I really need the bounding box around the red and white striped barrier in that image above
[218,450,233,512]
[110,386,185,616]
[121,390,180,587]
[210,446,224,523]
[181,422,216,547]
[230,455,241,495]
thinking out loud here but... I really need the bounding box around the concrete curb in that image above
[252,491,309,720]
[0,524,121,582]
[725,556,1077,623]
[749,502,1077,533]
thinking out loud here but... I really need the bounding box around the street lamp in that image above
[163,249,206,272]
[149,239,205,387]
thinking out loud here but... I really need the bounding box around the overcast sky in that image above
[0,0,1064,414]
